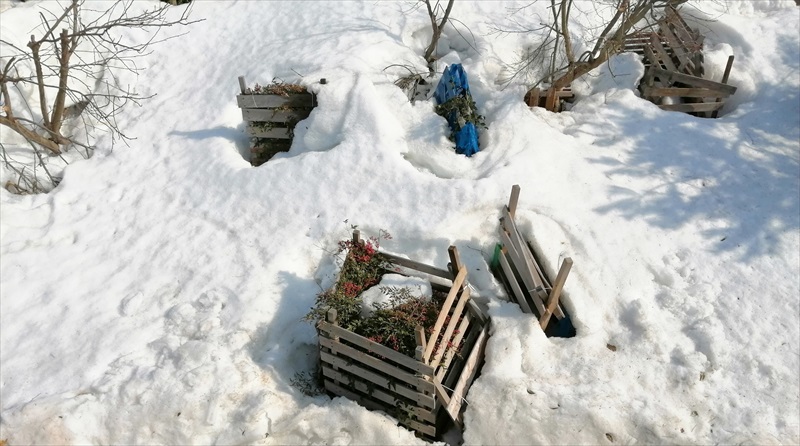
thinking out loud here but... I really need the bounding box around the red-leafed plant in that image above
[308,230,462,358]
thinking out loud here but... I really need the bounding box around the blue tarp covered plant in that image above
[434,64,485,157]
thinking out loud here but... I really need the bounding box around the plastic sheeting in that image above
[434,64,481,157]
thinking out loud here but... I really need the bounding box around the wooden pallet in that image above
[624,6,736,118]
[641,61,735,117]
[524,86,574,112]
[494,185,574,333]
[318,232,490,438]
[623,6,704,77]
[236,76,316,166]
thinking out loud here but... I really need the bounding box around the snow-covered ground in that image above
[1,0,798,444]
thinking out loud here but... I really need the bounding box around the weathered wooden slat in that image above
[666,21,697,54]
[444,323,489,424]
[320,351,436,407]
[658,102,724,113]
[318,322,435,376]
[539,258,573,329]
[441,316,480,390]
[423,267,467,362]
[516,234,567,319]
[659,23,694,73]
[500,213,542,293]
[641,87,730,98]
[499,227,546,316]
[236,93,315,108]
[435,313,473,382]
[711,55,735,119]
[246,124,293,139]
[537,89,574,99]
[642,41,662,73]
[430,286,471,370]
[448,246,464,280]
[650,67,737,95]
[241,108,311,123]
[379,252,453,280]
[650,33,679,72]
[508,185,521,218]
[320,337,432,391]
[466,300,488,326]
[322,367,437,424]
[497,248,531,313]
[324,380,436,437]
[502,209,553,310]
[526,240,553,291]
[319,338,433,392]
[665,7,699,49]
[501,210,544,290]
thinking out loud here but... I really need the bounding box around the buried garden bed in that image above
[308,230,489,439]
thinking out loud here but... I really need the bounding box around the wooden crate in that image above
[317,233,490,438]
[236,76,317,166]
[493,185,575,336]
[640,62,735,117]
[624,6,736,118]
[524,86,574,112]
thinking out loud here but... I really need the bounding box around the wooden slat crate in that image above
[236,75,316,166]
[623,6,704,77]
[624,6,736,118]
[641,62,735,117]
[317,233,490,439]
[524,86,574,112]
[493,185,575,337]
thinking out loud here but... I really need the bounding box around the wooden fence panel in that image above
[318,322,435,376]
[323,380,436,437]
[444,324,489,423]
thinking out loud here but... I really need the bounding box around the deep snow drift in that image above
[1,1,798,444]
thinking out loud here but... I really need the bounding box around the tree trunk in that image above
[0,116,61,154]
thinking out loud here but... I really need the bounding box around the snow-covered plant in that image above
[308,231,465,358]
[248,80,308,97]
[307,232,390,329]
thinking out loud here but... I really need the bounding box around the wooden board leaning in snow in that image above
[496,185,573,330]
[317,231,490,439]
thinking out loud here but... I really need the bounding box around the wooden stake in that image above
[508,184,521,218]
[448,245,464,281]
[539,258,573,329]
[711,55,734,119]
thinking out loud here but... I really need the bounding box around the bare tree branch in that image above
[0,0,201,193]
[422,0,456,71]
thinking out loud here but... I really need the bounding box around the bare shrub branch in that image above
[0,0,200,192]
